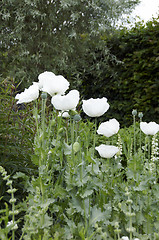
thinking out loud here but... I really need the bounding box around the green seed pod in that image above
[73,142,80,153]
[138,112,143,119]
[41,92,47,99]
[132,109,137,116]
[73,114,81,122]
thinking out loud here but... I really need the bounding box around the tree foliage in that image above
[0,0,139,87]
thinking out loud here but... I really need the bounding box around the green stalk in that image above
[148,135,151,163]
[129,205,132,240]
[39,93,47,228]
[71,118,75,166]
[133,114,136,154]
[85,121,90,156]
[11,186,15,240]
[34,99,39,134]
[41,96,46,151]
[49,114,63,183]
[92,118,97,172]
[93,118,97,158]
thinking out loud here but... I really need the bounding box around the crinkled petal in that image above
[82,97,109,117]
[51,90,79,111]
[97,118,120,137]
[95,144,119,158]
[140,122,159,135]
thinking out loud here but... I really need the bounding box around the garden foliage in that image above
[0,0,139,88]
[0,78,37,207]
[0,73,159,240]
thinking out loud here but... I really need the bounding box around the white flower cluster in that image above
[15,71,159,161]
[15,71,79,112]
[95,119,120,159]
[15,71,122,159]
[151,134,159,162]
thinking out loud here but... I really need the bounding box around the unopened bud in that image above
[73,142,80,153]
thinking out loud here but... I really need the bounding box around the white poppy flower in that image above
[15,83,39,104]
[51,90,80,111]
[38,71,70,96]
[140,122,159,135]
[121,237,129,240]
[58,111,70,118]
[97,118,120,137]
[82,97,109,117]
[95,144,119,158]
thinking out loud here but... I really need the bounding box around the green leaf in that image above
[31,154,39,165]
[80,189,93,199]
[90,206,108,226]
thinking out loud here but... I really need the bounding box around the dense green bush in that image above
[80,17,159,126]
[0,78,37,205]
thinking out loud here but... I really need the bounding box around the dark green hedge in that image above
[80,18,159,126]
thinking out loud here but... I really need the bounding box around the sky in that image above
[131,0,159,23]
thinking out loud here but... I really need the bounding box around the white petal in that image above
[51,90,80,111]
[82,97,109,117]
[15,84,39,104]
[97,118,120,137]
[95,144,119,158]
[38,71,70,96]
[140,122,159,135]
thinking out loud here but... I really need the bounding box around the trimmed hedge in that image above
[80,18,159,126]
